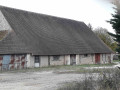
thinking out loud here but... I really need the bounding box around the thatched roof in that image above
[0,6,113,55]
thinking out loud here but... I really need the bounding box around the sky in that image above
[0,0,115,33]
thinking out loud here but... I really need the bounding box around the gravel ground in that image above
[0,71,90,90]
[0,63,117,90]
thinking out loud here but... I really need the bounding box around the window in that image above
[84,54,88,57]
[82,54,90,58]
[53,55,60,61]
[34,56,39,63]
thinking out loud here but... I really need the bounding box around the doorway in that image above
[2,55,11,70]
[34,56,40,67]
[95,54,100,64]
[70,54,76,65]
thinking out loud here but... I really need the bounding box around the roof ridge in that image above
[0,5,84,24]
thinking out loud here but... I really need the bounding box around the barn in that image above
[0,6,113,70]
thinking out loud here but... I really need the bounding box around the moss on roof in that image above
[0,30,8,40]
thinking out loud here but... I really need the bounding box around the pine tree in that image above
[108,0,120,54]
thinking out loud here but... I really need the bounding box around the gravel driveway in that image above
[1,63,116,90]
[0,71,88,90]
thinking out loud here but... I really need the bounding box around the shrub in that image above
[58,69,120,90]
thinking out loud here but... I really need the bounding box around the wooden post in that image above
[48,56,50,66]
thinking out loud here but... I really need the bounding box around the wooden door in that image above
[70,55,76,65]
[95,54,100,64]
[2,55,11,70]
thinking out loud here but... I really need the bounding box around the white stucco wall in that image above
[102,54,106,64]
[111,54,114,62]
[100,54,103,64]
[40,56,48,67]
[26,54,34,68]
[65,55,70,65]
[76,55,80,65]
[26,54,31,68]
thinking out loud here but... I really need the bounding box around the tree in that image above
[107,0,120,53]
[94,27,117,51]
[88,23,93,30]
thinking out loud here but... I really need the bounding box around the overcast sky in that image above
[0,0,115,33]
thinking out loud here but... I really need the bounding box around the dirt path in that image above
[0,71,87,90]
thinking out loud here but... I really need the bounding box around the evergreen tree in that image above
[108,0,120,54]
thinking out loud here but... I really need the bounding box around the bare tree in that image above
[87,23,93,30]
[94,27,117,51]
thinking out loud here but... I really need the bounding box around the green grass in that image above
[113,60,120,62]
[0,63,116,73]
[77,63,115,67]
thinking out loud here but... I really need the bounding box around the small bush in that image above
[98,69,120,90]
[58,69,120,90]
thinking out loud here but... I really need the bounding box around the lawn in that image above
[0,63,116,73]
[76,63,115,67]
[113,60,120,62]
